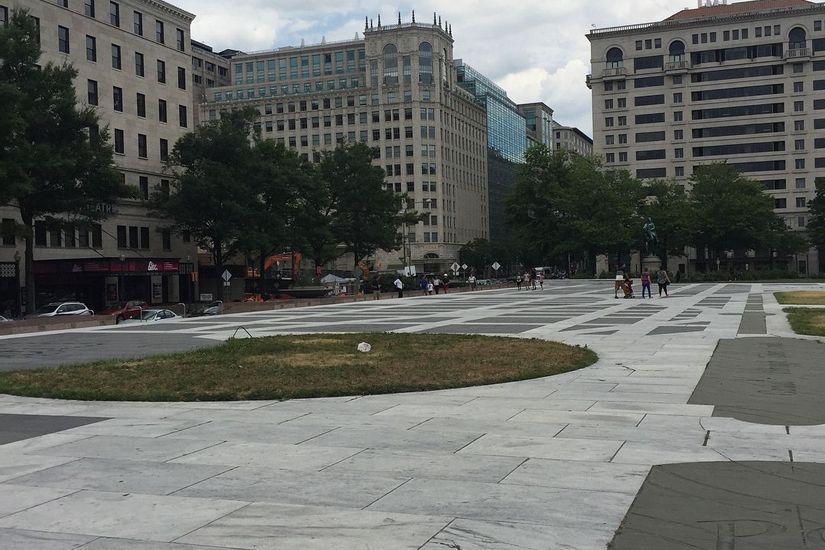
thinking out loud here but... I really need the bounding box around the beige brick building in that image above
[201,14,489,274]
[551,121,593,156]
[0,0,198,314]
[587,0,824,273]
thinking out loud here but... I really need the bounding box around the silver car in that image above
[119,308,180,324]
[34,302,94,317]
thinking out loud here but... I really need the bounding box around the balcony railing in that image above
[786,47,811,60]
[665,60,689,72]
[603,66,627,77]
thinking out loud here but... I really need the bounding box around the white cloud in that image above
[173,0,685,135]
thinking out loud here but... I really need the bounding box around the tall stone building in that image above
[587,0,824,273]
[518,102,555,149]
[551,121,593,156]
[201,14,489,274]
[0,0,198,314]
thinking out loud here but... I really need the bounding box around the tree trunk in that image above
[21,211,35,314]
[214,239,224,302]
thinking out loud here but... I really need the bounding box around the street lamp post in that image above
[13,250,21,319]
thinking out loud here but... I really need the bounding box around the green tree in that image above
[0,10,130,312]
[641,180,693,269]
[808,178,825,260]
[152,109,259,300]
[689,163,777,270]
[317,143,413,272]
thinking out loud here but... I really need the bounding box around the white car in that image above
[34,302,94,317]
[119,308,180,324]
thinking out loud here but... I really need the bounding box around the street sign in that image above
[223,281,231,287]
[450,262,459,273]
[461,263,468,270]
[221,269,232,282]
[492,261,501,271]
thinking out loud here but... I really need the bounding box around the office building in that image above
[202,14,489,273]
[552,121,593,156]
[587,0,824,273]
[519,102,555,149]
[0,0,198,314]
[190,39,232,125]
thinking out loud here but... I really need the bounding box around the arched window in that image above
[669,40,685,60]
[419,42,433,84]
[383,43,398,85]
[789,27,807,49]
[606,47,624,68]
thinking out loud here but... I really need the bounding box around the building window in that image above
[158,99,167,123]
[1,218,15,246]
[794,81,804,93]
[177,67,186,90]
[775,198,787,209]
[139,176,149,200]
[604,117,614,127]
[605,135,614,145]
[159,138,168,161]
[674,111,683,122]
[618,134,627,144]
[155,20,164,43]
[135,52,144,76]
[157,59,166,83]
[674,129,683,140]
[85,35,96,62]
[109,1,119,26]
[114,128,124,154]
[113,86,122,111]
[133,10,142,35]
[178,105,187,127]
[58,26,69,53]
[793,63,804,73]
[84,0,95,17]
[635,40,642,51]
[673,75,682,85]
[111,43,121,69]
[797,197,807,208]
[606,153,615,163]
[675,148,684,158]
[675,166,685,177]
[116,225,127,248]
[796,158,806,169]
[87,79,98,105]
[673,92,682,103]
[176,28,184,51]
[618,97,626,108]
[796,178,806,189]
[619,152,628,162]
[162,229,171,251]
[137,133,147,158]
[794,100,804,112]
[128,226,138,248]
[136,93,145,117]
[795,139,805,151]
[139,227,149,249]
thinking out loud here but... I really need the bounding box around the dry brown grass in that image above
[784,308,825,337]
[0,333,596,401]
[775,291,825,305]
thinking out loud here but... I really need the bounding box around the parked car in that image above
[119,308,180,324]
[100,300,150,323]
[203,300,223,315]
[33,302,94,317]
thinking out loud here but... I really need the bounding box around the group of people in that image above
[615,265,671,299]
[515,271,544,291]
[381,274,453,299]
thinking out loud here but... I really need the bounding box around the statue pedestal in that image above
[641,255,662,274]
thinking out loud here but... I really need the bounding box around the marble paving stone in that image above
[0,484,77,518]
[177,466,407,508]
[368,478,633,527]
[373,404,525,422]
[34,435,225,462]
[458,434,623,461]
[0,491,248,542]
[464,397,597,412]
[421,518,615,550]
[170,441,362,470]
[410,417,568,439]
[78,538,230,549]
[508,409,645,426]
[165,419,338,444]
[423,324,541,334]
[299,426,484,453]
[8,458,232,495]
[276,412,430,430]
[177,502,451,550]
[0,433,94,455]
[588,401,715,416]
[556,424,704,443]
[501,458,651,494]
[0,454,79,484]
[60,418,207,438]
[264,396,405,415]
[0,528,96,550]
[611,441,727,465]
[323,449,526,482]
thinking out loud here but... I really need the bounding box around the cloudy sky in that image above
[173,1,687,135]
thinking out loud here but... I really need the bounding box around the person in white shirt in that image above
[393,277,404,298]
[468,274,477,291]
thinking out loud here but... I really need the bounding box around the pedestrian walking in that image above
[657,267,671,297]
[468,274,477,291]
[523,272,531,290]
[640,267,652,299]
[433,276,442,294]
[442,275,449,294]
[393,276,404,298]
[427,278,434,295]
[515,275,522,291]
[419,276,428,296]
[371,278,381,300]
[538,272,544,290]
[614,264,627,299]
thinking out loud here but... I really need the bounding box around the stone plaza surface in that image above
[0,280,824,549]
